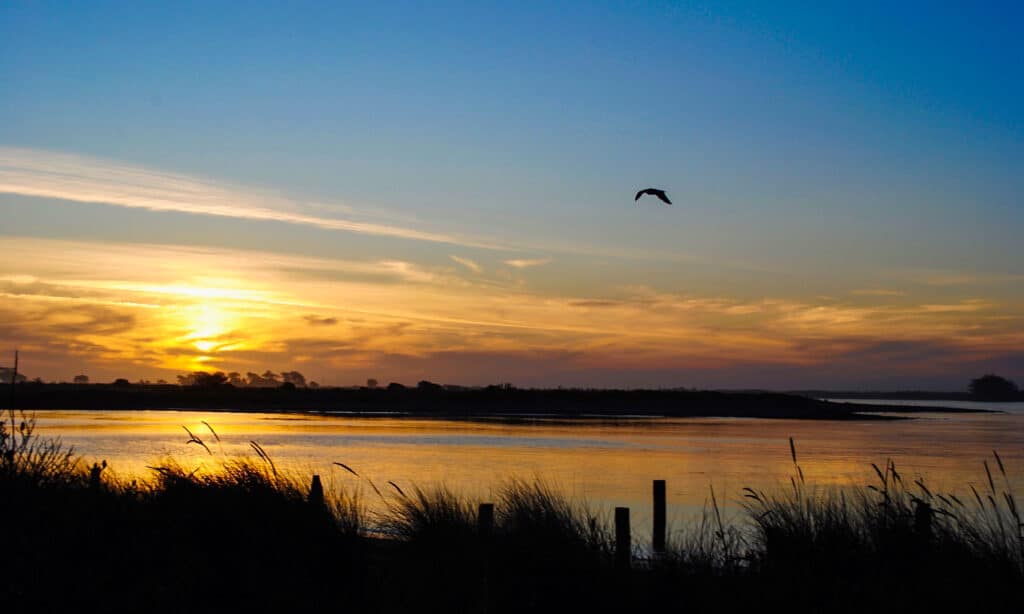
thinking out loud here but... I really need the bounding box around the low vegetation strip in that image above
[2,413,1021,613]
[4,382,951,419]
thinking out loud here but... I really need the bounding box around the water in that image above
[825,398,1024,414]
[23,402,1024,536]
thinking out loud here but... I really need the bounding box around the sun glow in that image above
[193,340,218,353]
[2,235,1022,386]
[186,304,232,339]
[171,303,250,370]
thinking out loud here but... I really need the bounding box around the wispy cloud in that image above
[888,268,1024,287]
[504,258,551,269]
[852,288,906,297]
[0,237,451,301]
[0,146,505,249]
[449,255,482,274]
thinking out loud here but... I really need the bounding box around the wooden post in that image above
[615,506,631,570]
[477,502,494,613]
[478,502,494,539]
[653,479,666,553]
[308,474,324,506]
[8,350,17,449]
[914,500,933,538]
[89,462,104,491]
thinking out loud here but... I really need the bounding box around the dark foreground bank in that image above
[5,381,994,419]
[3,416,1021,613]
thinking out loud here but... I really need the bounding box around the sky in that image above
[1,1,1022,389]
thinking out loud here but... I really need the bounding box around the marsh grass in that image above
[492,478,617,610]
[735,441,1024,611]
[1,415,366,612]
[659,490,748,573]
[378,483,476,543]
[741,445,1023,574]
[1,410,81,488]
[372,477,616,611]
[498,477,611,552]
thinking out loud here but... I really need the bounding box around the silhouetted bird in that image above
[635,188,672,205]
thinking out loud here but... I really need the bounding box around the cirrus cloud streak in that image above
[0,146,505,249]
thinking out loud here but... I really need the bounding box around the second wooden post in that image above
[653,479,666,553]
[615,506,631,570]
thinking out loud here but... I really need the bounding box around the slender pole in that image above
[8,350,17,447]
[478,502,494,540]
[308,474,325,507]
[478,502,494,613]
[7,348,18,597]
[653,480,666,553]
[615,506,631,570]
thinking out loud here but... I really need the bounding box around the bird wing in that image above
[634,189,647,201]
[655,191,672,205]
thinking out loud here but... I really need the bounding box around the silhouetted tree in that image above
[200,372,228,387]
[308,381,320,389]
[112,378,131,386]
[0,367,27,384]
[366,378,378,389]
[281,371,307,387]
[177,371,229,387]
[969,374,1019,400]
[417,380,443,392]
[245,371,280,388]
[73,374,89,384]
[279,381,297,391]
[227,371,245,386]
[386,382,407,391]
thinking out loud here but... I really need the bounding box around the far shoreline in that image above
[7,382,1000,421]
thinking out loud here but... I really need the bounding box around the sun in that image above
[183,303,238,354]
[193,340,219,353]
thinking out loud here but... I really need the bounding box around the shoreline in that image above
[7,382,999,420]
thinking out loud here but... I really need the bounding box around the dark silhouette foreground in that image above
[2,418,1021,613]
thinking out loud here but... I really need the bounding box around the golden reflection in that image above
[30,410,1024,527]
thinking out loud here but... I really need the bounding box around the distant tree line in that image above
[175,370,318,389]
[0,367,27,385]
[13,368,1022,401]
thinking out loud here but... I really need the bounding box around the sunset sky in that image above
[2,2,1022,389]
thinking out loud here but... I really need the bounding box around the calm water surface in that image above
[28,401,1024,533]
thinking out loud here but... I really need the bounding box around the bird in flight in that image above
[635,188,672,205]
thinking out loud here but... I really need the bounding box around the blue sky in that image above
[1,2,1022,388]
